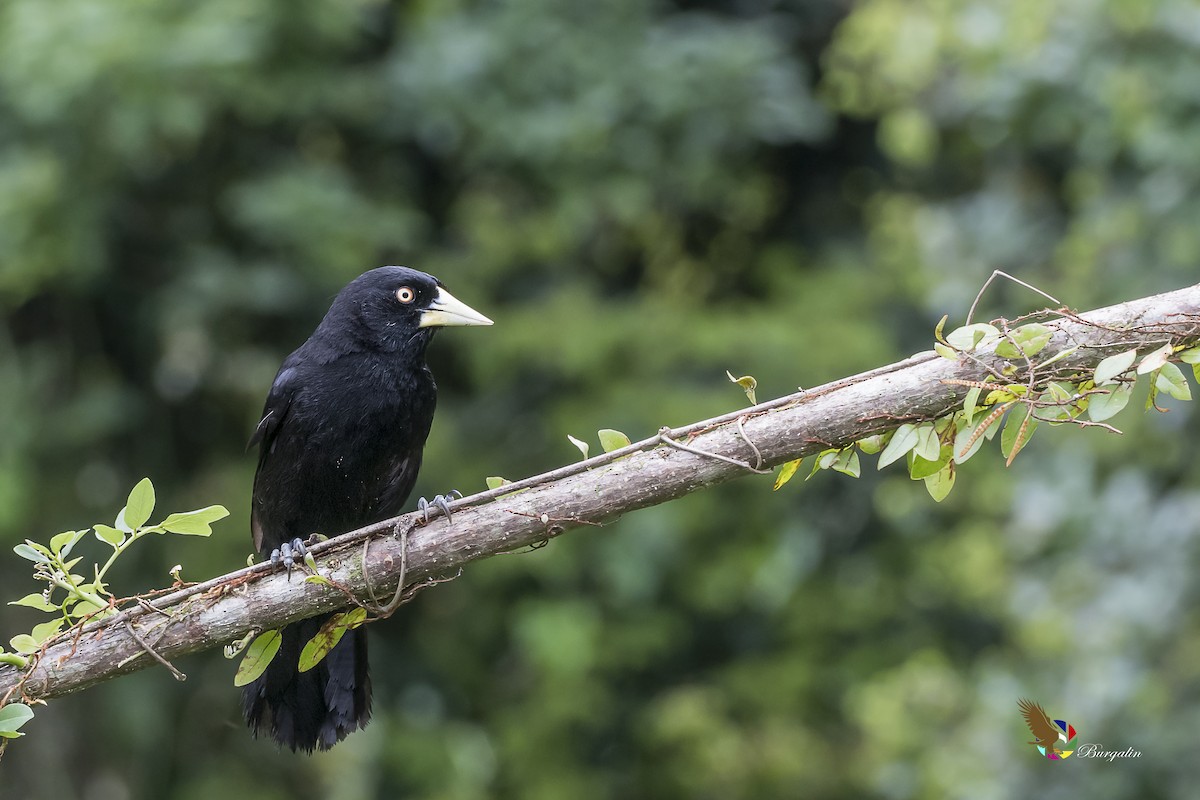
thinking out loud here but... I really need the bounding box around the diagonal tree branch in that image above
[2,284,1199,704]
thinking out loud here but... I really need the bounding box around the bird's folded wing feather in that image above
[249,366,298,552]
[1017,698,1059,742]
[249,366,297,453]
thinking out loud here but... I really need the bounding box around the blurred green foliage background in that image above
[1,0,1198,797]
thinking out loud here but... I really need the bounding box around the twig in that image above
[965,270,1062,326]
[136,598,173,619]
[656,427,771,474]
[119,620,186,681]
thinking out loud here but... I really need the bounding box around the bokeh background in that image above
[1,0,1198,797]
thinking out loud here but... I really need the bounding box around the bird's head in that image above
[321,266,493,355]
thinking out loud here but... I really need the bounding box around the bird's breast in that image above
[255,362,436,540]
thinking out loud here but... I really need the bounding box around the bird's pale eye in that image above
[396,286,416,304]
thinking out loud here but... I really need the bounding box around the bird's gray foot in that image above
[269,537,309,579]
[418,490,463,523]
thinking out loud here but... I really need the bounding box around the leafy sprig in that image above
[0,478,227,740]
[775,319,1200,502]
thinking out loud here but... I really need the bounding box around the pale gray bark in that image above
[2,283,1198,702]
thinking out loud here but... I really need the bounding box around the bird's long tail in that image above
[241,614,371,752]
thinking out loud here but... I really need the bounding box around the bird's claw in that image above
[417,490,463,524]
[269,537,309,579]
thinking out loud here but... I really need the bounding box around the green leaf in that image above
[9,634,40,655]
[877,423,919,469]
[856,433,887,455]
[983,385,1026,406]
[485,476,512,490]
[913,423,940,462]
[1179,346,1200,364]
[1001,405,1038,464]
[984,388,1016,405]
[908,446,950,479]
[934,343,958,361]
[597,429,631,453]
[31,619,64,644]
[1137,343,1172,375]
[945,323,1000,351]
[923,464,956,502]
[962,386,981,425]
[1093,349,1137,385]
[0,653,29,668]
[12,543,50,564]
[93,524,126,546]
[952,415,995,464]
[0,703,34,738]
[1035,345,1078,368]
[933,314,948,343]
[122,478,156,531]
[8,594,57,613]
[50,530,84,557]
[68,598,109,619]
[773,459,802,491]
[1031,381,1078,423]
[1031,405,1068,423]
[1047,381,1075,403]
[159,505,230,537]
[995,323,1051,359]
[726,371,757,405]
[298,608,369,673]
[233,630,283,687]
[831,449,860,478]
[806,448,840,480]
[567,434,589,460]
[1088,383,1133,422]
[1155,362,1191,401]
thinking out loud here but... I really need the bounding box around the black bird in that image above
[241,266,492,752]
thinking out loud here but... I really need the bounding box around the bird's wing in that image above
[249,366,298,552]
[248,366,297,453]
[1017,698,1059,744]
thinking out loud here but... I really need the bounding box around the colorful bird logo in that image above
[1018,698,1077,760]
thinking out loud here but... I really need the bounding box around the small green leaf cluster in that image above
[232,608,370,688]
[774,415,961,502]
[933,317,1064,366]
[775,322,1200,504]
[1,478,229,734]
[566,428,633,461]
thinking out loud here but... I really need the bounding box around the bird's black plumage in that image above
[241,266,491,752]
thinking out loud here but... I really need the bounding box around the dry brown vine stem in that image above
[2,283,1200,705]
[964,270,1063,326]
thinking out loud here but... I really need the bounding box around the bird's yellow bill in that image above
[419,287,493,328]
